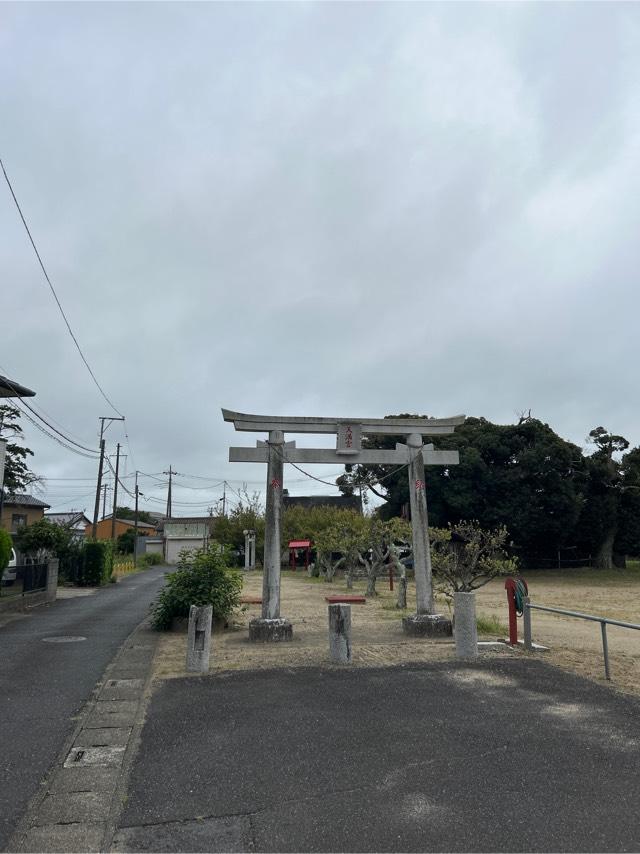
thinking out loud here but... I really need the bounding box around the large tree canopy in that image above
[337,415,620,568]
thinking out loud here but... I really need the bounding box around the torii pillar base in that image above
[403,613,452,638]
[249,618,293,643]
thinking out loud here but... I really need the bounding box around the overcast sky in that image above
[1,2,639,515]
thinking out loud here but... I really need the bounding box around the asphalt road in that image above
[117,658,640,853]
[0,566,167,851]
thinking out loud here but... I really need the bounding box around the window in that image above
[11,514,27,532]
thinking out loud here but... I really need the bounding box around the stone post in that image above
[328,603,352,664]
[249,431,292,642]
[186,604,212,673]
[402,434,452,638]
[453,591,478,658]
[243,530,251,570]
[46,558,59,604]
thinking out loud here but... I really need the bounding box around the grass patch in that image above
[476,614,508,636]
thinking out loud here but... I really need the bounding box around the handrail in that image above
[523,598,640,681]
[527,603,640,632]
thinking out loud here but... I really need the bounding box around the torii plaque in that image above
[223,409,464,641]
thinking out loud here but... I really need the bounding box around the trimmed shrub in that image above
[82,541,113,586]
[0,528,12,573]
[151,545,242,631]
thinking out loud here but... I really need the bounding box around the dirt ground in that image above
[476,569,640,695]
[153,567,640,697]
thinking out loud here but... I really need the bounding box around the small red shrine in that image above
[288,540,311,572]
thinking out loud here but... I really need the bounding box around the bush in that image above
[151,545,242,631]
[0,528,12,572]
[139,552,163,567]
[117,529,136,554]
[82,541,113,586]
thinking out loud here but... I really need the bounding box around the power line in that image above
[13,401,99,460]
[0,157,123,417]
[0,367,98,454]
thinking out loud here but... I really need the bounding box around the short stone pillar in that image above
[249,617,293,642]
[46,559,59,604]
[454,591,478,658]
[328,603,352,664]
[186,604,213,673]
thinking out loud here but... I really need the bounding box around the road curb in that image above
[7,617,162,853]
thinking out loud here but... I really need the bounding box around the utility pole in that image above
[222,481,227,516]
[92,415,125,539]
[101,483,109,520]
[110,442,120,540]
[163,466,173,518]
[92,439,106,538]
[134,471,140,567]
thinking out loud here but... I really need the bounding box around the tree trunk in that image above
[345,569,353,589]
[596,527,617,570]
[366,573,377,597]
[396,575,407,609]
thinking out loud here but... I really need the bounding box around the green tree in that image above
[0,528,12,572]
[431,521,517,597]
[213,491,265,560]
[117,528,136,554]
[574,428,631,570]
[14,518,73,560]
[340,415,586,568]
[0,404,40,493]
[114,506,153,524]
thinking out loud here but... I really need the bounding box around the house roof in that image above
[111,518,156,529]
[46,512,92,527]
[0,374,36,398]
[3,493,50,509]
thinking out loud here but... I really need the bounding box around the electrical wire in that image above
[13,402,99,460]
[1,158,123,416]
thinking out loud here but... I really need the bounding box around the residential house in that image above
[0,494,51,534]
[163,517,211,564]
[87,516,157,541]
[45,511,92,541]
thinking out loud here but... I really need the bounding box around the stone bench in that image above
[325,595,366,604]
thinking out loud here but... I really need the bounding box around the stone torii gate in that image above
[223,409,464,641]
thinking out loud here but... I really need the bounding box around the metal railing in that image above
[523,597,640,680]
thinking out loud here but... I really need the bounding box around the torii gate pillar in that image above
[402,434,452,637]
[249,430,293,642]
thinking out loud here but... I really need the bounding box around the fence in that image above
[0,563,49,598]
[523,597,640,681]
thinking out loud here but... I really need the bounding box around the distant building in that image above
[46,511,92,541]
[163,517,211,564]
[87,516,157,541]
[281,490,361,513]
[1,494,50,533]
